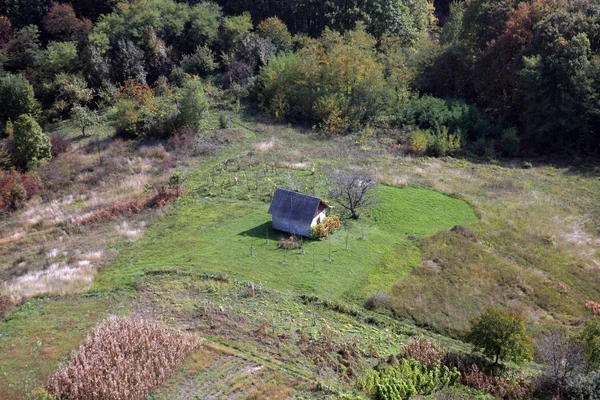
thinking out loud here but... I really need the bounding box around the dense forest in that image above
[0,0,599,171]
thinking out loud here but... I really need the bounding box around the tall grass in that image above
[48,317,201,400]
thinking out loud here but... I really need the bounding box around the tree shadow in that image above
[238,221,286,240]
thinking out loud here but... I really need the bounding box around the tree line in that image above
[0,0,598,173]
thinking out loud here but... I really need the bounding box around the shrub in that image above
[47,316,201,400]
[426,126,462,157]
[310,216,342,239]
[564,371,600,399]
[13,114,51,169]
[400,338,445,368]
[278,235,302,250]
[222,60,254,89]
[113,99,140,137]
[366,292,392,310]
[357,359,460,399]
[49,134,71,157]
[398,96,489,141]
[409,130,429,154]
[459,364,531,399]
[179,78,207,129]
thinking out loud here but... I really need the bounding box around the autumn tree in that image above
[43,2,92,42]
[466,307,533,366]
[328,170,377,219]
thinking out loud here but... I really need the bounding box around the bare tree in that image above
[538,330,587,396]
[328,170,377,219]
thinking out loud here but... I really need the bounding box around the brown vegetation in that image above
[48,317,201,400]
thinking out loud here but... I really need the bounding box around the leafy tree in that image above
[42,41,79,76]
[0,0,52,28]
[178,78,207,128]
[13,114,51,169]
[43,2,92,42]
[257,17,292,51]
[217,12,253,54]
[0,74,40,131]
[466,307,533,365]
[0,15,14,50]
[4,25,41,71]
[181,45,217,76]
[328,170,377,219]
[258,24,388,133]
[111,39,147,84]
[45,73,93,112]
[70,105,100,136]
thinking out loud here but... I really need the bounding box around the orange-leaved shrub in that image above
[586,300,600,317]
[460,364,531,399]
[310,216,342,239]
[47,316,202,400]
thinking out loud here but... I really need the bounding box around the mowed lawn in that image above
[96,185,478,301]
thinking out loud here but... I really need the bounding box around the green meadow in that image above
[97,184,478,302]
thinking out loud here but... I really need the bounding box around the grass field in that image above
[0,112,598,399]
[96,185,478,302]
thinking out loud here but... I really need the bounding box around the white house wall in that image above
[310,209,327,227]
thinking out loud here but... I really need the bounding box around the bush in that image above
[409,130,429,154]
[366,292,392,310]
[459,364,531,399]
[564,371,600,399]
[49,134,71,157]
[179,78,207,128]
[426,126,462,157]
[310,216,342,239]
[278,235,302,250]
[47,316,201,400]
[13,114,51,169]
[400,338,445,368]
[357,359,460,399]
[398,96,489,142]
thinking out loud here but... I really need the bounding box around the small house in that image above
[268,189,329,237]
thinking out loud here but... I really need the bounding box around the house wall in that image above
[272,216,311,237]
[311,209,327,227]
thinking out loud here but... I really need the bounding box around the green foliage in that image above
[425,126,462,157]
[258,24,388,133]
[113,99,140,137]
[70,105,101,136]
[178,78,207,129]
[564,370,600,399]
[398,96,488,141]
[181,45,217,76]
[357,359,460,399]
[257,17,292,51]
[0,74,40,131]
[13,114,51,169]
[4,25,42,71]
[465,307,532,365]
[576,319,600,370]
[42,41,78,75]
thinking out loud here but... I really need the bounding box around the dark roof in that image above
[268,189,328,224]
